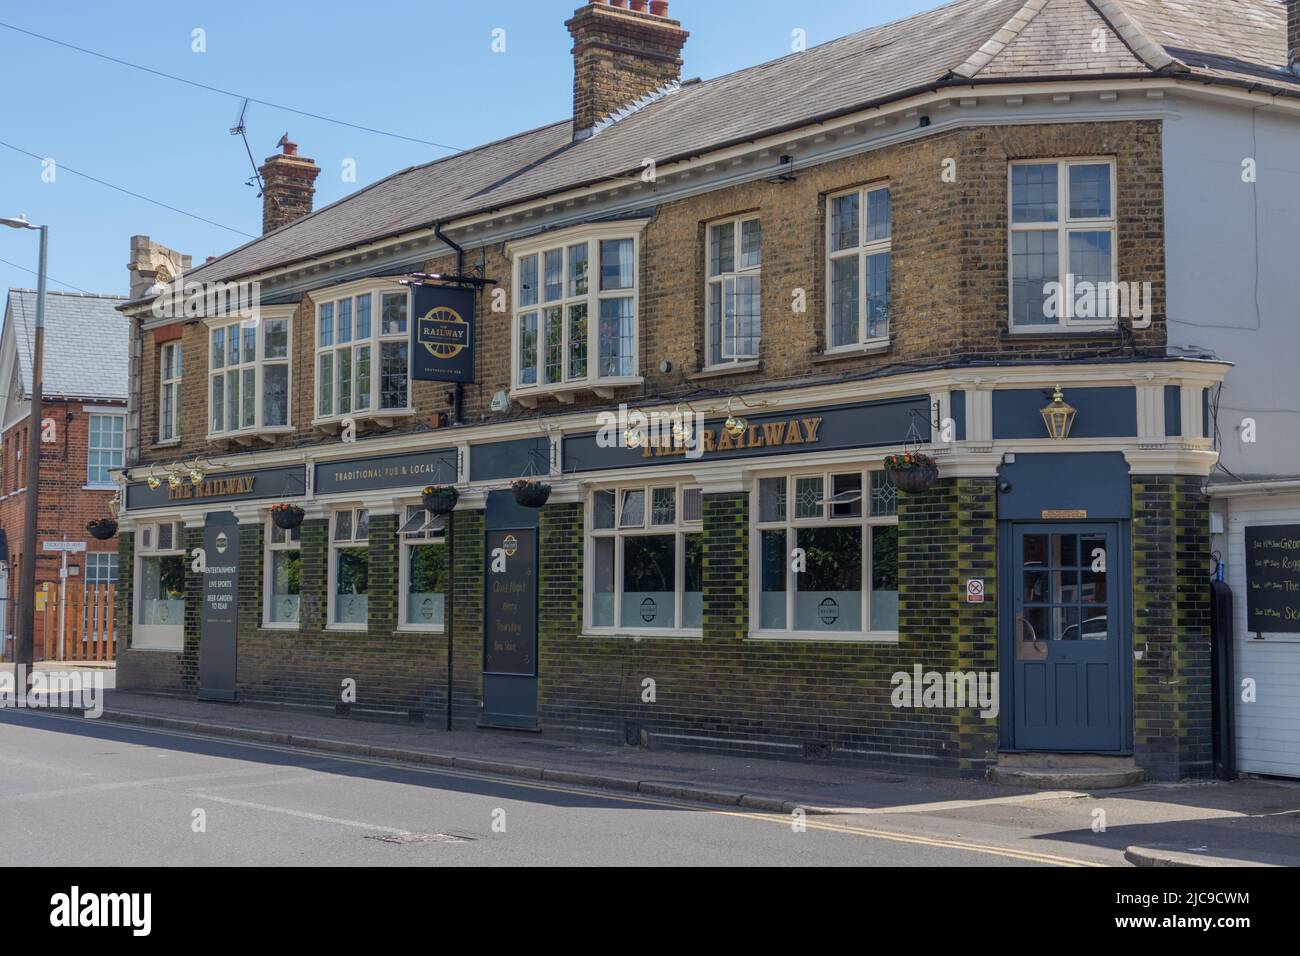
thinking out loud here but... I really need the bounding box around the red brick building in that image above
[0,288,128,660]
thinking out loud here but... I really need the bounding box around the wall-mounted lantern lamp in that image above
[1040,385,1078,441]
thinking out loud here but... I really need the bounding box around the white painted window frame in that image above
[705,214,762,368]
[314,282,413,426]
[133,519,185,651]
[825,183,892,352]
[508,221,646,402]
[262,516,301,629]
[749,466,899,642]
[397,503,447,632]
[86,412,126,488]
[207,311,293,439]
[327,506,370,631]
[158,340,182,444]
[1007,157,1118,332]
[584,481,704,637]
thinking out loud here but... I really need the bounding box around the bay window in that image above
[827,184,891,349]
[209,312,291,437]
[511,224,643,400]
[398,505,447,630]
[588,484,703,633]
[754,469,898,638]
[329,508,370,627]
[1009,159,1116,329]
[264,519,301,627]
[706,216,762,367]
[158,342,182,443]
[135,520,185,650]
[316,288,410,423]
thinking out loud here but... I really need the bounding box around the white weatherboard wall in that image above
[1165,96,1300,777]
[1163,97,1300,480]
[1227,494,1300,777]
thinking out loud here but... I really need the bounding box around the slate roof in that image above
[179,0,1300,288]
[4,289,129,400]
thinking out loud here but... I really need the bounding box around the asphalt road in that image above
[0,710,1102,867]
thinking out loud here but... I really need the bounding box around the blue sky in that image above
[0,0,935,296]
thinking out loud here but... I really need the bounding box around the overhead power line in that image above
[0,20,463,152]
[0,255,94,294]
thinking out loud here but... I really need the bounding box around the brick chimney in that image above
[1289,0,1300,71]
[566,0,688,137]
[258,137,321,234]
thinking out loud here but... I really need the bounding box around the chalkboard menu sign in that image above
[484,528,538,675]
[1245,524,1300,634]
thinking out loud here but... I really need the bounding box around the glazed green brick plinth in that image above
[898,478,1000,776]
[536,485,999,775]
[1132,476,1213,780]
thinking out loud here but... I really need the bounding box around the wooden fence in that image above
[34,582,117,663]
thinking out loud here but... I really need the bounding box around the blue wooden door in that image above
[1011,524,1123,752]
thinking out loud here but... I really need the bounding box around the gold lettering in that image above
[747,425,765,449]
[717,429,735,451]
[784,420,804,445]
[703,430,717,453]
[763,422,786,446]
[801,418,823,443]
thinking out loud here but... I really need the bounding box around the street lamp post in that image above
[2,215,47,684]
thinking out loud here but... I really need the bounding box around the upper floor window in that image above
[754,469,898,637]
[706,216,762,368]
[87,413,125,486]
[510,224,643,401]
[158,342,182,443]
[587,483,703,634]
[316,289,410,423]
[827,184,891,350]
[209,314,291,437]
[1009,159,1116,330]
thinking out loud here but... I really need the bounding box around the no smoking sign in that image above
[966,579,986,604]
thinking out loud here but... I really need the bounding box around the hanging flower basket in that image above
[86,518,118,541]
[884,452,939,493]
[512,478,551,509]
[271,503,305,531]
[422,485,459,516]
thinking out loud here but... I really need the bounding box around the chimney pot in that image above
[630,0,648,12]
[650,1,669,15]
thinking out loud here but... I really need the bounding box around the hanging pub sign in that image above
[412,284,476,384]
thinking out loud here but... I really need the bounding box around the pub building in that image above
[112,0,1289,781]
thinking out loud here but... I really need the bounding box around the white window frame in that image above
[1007,157,1118,332]
[313,282,413,427]
[133,519,185,651]
[398,504,447,631]
[86,412,126,488]
[584,482,704,637]
[158,341,182,444]
[825,183,892,352]
[207,308,294,439]
[508,221,646,404]
[262,516,301,629]
[705,215,762,368]
[749,467,899,642]
[327,507,370,631]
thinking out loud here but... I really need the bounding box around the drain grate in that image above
[365,831,475,845]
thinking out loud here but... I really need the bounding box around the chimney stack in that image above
[127,235,191,300]
[1289,1,1300,72]
[258,136,321,235]
[567,0,688,137]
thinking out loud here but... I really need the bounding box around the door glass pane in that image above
[1054,605,1081,642]
[621,535,674,629]
[1022,605,1049,643]
[1053,569,1079,604]
[1053,534,1079,567]
[1022,533,1049,568]
[592,537,614,627]
[794,526,862,632]
[760,529,787,629]
[1023,570,1049,604]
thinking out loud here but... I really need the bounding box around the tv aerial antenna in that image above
[229,98,264,196]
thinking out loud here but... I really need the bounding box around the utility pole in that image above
[2,216,48,690]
